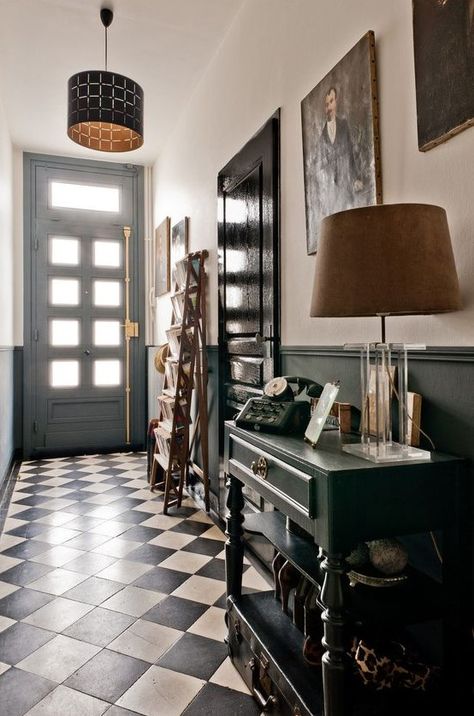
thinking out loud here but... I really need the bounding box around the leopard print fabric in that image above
[349,637,440,692]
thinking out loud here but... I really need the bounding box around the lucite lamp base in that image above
[343,441,431,464]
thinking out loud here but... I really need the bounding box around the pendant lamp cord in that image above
[105,25,108,71]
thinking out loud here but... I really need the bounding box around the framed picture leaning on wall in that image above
[413,0,474,151]
[171,217,189,272]
[154,216,171,297]
[301,31,382,254]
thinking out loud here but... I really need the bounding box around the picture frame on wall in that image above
[301,31,382,254]
[171,217,189,270]
[154,217,171,297]
[413,0,474,151]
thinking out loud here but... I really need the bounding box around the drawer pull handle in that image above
[250,456,268,480]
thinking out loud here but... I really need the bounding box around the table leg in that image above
[320,551,346,716]
[225,474,245,599]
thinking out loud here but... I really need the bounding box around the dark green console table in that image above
[223,421,470,715]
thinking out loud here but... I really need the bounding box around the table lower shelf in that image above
[243,511,445,627]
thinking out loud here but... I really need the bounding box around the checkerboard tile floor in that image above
[0,453,271,715]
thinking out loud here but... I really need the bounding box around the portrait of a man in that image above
[301,32,382,254]
[413,0,474,150]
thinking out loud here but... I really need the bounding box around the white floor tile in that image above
[0,534,25,552]
[32,527,81,545]
[27,567,89,595]
[108,619,182,663]
[0,554,23,573]
[95,559,153,584]
[0,662,10,676]
[209,656,252,695]
[23,596,94,632]
[92,538,143,558]
[187,606,227,642]
[148,531,196,550]
[200,525,226,541]
[101,585,165,617]
[159,551,211,574]
[0,615,16,633]
[0,581,20,600]
[23,685,109,716]
[30,546,86,568]
[89,521,130,537]
[117,665,204,716]
[34,512,78,527]
[242,566,272,591]
[171,575,225,606]
[140,514,184,530]
[17,634,101,682]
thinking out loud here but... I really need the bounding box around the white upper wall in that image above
[0,93,13,346]
[152,0,474,346]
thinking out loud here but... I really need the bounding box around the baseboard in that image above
[0,450,21,535]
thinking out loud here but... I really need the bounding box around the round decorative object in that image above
[154,344,169,374]
[264,377,293,401]
[367,538,408,575]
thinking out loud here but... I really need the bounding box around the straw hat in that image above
[154,344,169,374]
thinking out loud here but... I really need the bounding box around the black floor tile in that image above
[60,480,91,490]
[101,477,135,486]
[103,486,137,497]
[125,544,174,565]
[142,594,208,631]
[182,537,225,557]
[0,561,53,586]
[121,525,163,543]
[109,497,147,510]
[0,540,50,560]
[0,667,56,716]
[0,621,54,664]
[157,632,227,680]
[170,520,212,536]
[133,566,189,593]
[63,576,125,605]
[6,523,49,539]
[0,587,54,620]
[12,484,47,494]
[65,648,149,702]
[63,606,135,647]
[58,502,94,515]
[196,558,226,581]
[8,507,52,522]
[182,683,260,715]
[61,490,94,502]
[13,495,53,507]
[111,510,151,525]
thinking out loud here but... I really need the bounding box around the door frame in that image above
[217,111,281,452]
[23,152,146,458]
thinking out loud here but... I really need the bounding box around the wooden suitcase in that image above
[226,593,323,715]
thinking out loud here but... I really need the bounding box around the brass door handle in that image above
[250,456,268,480]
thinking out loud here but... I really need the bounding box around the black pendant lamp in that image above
[67,8,144,152]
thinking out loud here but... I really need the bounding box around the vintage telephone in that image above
[234,376,323,434]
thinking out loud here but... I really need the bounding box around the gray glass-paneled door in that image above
[24,155,145,457]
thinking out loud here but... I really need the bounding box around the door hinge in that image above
[33,421,38,433]
[124,320,139,338]
[33,329,39,341]
[33,236,39,250]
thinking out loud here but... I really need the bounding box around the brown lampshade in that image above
[310,204,461,317]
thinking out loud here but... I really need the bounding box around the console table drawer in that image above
[228,434,316,518]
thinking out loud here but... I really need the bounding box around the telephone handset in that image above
[235,376,324,434]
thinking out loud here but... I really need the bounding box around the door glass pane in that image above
[93,280,121,306]
[50,360,79,387]
[50,182,120,212]
[51,320,79,346]
[50,278,80,305]
[93,321,121,346]
[50,237,80,265]
[94,360,121,386]
[94,241,121,268]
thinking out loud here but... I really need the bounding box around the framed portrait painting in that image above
[413,0,474,151]
[154,217,171,297]
[171,217,189,269]
[301,31,382,254]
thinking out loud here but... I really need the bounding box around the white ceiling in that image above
[0,0,244,164]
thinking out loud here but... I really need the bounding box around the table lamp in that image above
[310,203,461,462]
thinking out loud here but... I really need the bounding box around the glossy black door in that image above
[218,112,280,447]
